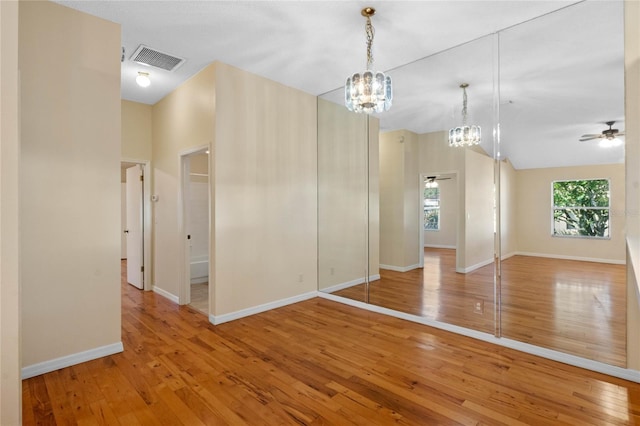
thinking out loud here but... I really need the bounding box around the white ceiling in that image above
[55,0,624,169]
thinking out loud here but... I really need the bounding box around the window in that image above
[424,187,440,231]
[552,179,610,238]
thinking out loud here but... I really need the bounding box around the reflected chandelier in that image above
[345,7,392,114]
[449,83,481,147]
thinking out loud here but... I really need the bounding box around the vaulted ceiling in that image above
[55,0,624,169]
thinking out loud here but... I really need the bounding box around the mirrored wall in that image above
[318,0,626,367]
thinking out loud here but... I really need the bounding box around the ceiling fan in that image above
[579,121,625,142]
[424,175,451,188]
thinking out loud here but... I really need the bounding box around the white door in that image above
[126,165,144,289]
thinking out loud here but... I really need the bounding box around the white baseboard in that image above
[22,342,124,379]
[424,244,456,249]
[319,274,381,293]
[152,285,179,303]
[317,292,640,384]
[501,251,516,261]
[516,251,626,265]
[190,277,208,285]
[210,291,318,325]
[380,264,421,273]
[459,258,494,273]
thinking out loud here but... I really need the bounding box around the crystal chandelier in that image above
[449,83,481,147]
[345,7,392,114]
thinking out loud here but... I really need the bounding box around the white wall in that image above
[19,1,122,368]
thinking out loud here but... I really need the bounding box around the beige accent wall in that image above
[152,66,215,298]
[19,1,121,367]
[464,149,495,270]
[122,100,152,160]
[516,164,625,262]
[0,0,21,422]
[317,99,381,290]
[379,129,421,269]
[189,152,209,184]
[417,130,494,272]
[212,62,317,315]
[625,0,640,370]
[418,131,465,269]
[153,62,318,316]
[500,158,518,257]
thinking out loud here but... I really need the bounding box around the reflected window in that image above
[552,179,610,238]
[424,187,440,231]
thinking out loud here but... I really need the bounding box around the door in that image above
[125,164,144,289]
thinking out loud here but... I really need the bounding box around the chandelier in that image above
[345,7,392,114]
[449,83,481,147]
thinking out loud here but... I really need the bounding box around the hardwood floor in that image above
[333,248,626,366]
[22,260,640,424]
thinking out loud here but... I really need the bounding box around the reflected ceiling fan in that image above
[424,175,451,188]
[579,121,625,147]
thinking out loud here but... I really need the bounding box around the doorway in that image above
[121,160,151,291]
[179,147,210,314]
[419,172,458,265]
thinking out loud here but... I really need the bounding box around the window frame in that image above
[424,186,441,232]
[550,178,611,240]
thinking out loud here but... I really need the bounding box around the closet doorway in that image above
[179,147,210,315]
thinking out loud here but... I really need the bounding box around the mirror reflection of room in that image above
[498,1,625,366]
[318,0,625,367]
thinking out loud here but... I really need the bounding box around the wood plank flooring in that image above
[332,248,626,367]
[22,260,640,424]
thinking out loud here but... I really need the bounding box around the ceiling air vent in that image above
[130,45,185,72]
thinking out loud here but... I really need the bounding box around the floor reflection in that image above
[331,248,626,366]
[333,248,495,334]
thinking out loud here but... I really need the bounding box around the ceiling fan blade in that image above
[579,134,603,141]
[617,132,625,137]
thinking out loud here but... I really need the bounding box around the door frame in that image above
[121,158,152,291]
[178,145,210,307]
[419,170,459,269]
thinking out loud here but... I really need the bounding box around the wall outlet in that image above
[330,267,335,276]
[474,299,484,314]
[298,274,303,283]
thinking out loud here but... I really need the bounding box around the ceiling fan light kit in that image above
[449,83,482,147]
[579,121,624,148]
[345,7,393,114]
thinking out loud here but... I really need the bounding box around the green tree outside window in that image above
[424,187,440,231]
[553,179,610,238]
